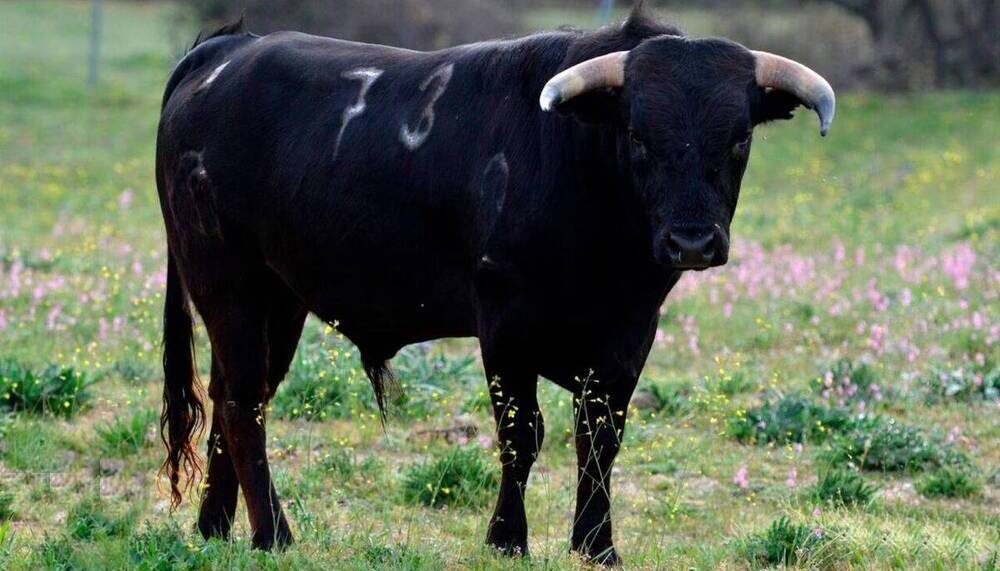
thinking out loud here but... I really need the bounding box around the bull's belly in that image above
[267,247,479,351]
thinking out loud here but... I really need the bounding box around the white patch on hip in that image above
[203,61,231,87]
[400,63,455,151]
[334,67,384,161]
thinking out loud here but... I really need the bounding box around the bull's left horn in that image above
[540,51,629,112]
[753,51,836,136]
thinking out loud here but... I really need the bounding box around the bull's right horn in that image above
[539,51,629,112]
[753,51,836,136]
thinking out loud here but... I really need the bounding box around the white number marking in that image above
[202,61,231,87]
[399,63,455,151]
[333,68,384,161]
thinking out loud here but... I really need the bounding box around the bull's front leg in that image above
[482,365,544,557]
[571,374,637,566]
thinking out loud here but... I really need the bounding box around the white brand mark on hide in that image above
[400,63,455,151]
[203,61,231,87]
[334,68,384,161]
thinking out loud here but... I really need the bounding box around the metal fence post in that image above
[87,0,102,87]
[598,0,616,25]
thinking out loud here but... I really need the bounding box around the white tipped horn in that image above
[753,51,836,136]
[540,51,629,112]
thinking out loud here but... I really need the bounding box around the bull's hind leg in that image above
[196,282,299,550]
[197,281,306,542]
[197,358,239,540]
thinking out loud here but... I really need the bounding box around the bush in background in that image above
[729,394,852,445]
[735,516,836,569]
[0,359,95,417]
[923,361,1000,404]
[821,416,969,472]
[810,469,877,508]
[917,467,982,499]
[401,446,498,508]
[96,409,157,457]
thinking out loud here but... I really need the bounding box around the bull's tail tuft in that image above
[159,251,206,509]
[361,355,400,424]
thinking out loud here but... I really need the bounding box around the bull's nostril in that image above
[665,229,717,268]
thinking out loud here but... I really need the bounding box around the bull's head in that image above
[540,36,834,270]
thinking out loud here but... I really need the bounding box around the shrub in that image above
[32,536,76,569]
[634,380,692,417]
[128,522,203,571]
[401,446,499,509]
[923,362,1000,404]
[821,416,968,472]
[917,467,982,499]
[315,448,383,483]
[714,370,756,396]
[96,409,157,457]
[0,486,15,521]
[109,358,155,384]
[729,394,852,445]
[812,359,885,410]
[0,359,95,416]
[735,516,833,568]
[66,497,136,541]
[810,470,877,508]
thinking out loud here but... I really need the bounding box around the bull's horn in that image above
[753,51,836,136]
[539,51,629,112]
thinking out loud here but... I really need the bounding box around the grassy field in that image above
[1,2,998,569]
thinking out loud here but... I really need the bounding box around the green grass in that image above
[0,1,997,569]
[96,408,157,457]
[917,467,983,499]
[400,446,499,509]
[0,359,95,416]
[734,516,838,569]
[809,470,878,508]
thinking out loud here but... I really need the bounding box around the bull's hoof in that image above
[486,531,528,558]
[486,517,528,558]
[488,540,529,558]
[196,515,233,541]
[250,525,294,551]
[574,545,622,567]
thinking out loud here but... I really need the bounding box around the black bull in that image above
[155,9,833,565]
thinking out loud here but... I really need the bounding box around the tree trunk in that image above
[815,0,999,89]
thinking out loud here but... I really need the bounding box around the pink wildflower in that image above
[785,468,798,488]
[733,465,749,490]
[942,243,976,290]
[118,189,134,210]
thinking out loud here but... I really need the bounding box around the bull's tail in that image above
[362,354,400,424]
[159,250,206,508]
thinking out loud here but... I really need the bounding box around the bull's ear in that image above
[754,88,804,125]
[551,88,624,124]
